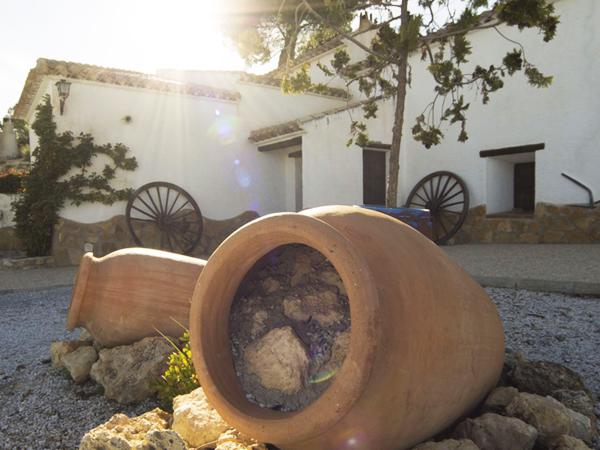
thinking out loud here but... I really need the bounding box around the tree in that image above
[220,0,356,69]
[12,96,137,256]
[259,0,559,206]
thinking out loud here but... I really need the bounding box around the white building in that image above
[8,0,599,262]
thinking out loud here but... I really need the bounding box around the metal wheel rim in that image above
[125,181,203,255]
[405,171,469,244]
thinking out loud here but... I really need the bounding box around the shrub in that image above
[0,168,27,194]
[154,331,199,409]
[12,96,137,256]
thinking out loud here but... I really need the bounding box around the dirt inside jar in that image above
[229,244,351,412]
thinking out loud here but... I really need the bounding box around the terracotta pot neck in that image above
[190,212,381,444]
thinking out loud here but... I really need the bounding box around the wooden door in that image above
[363,150,386,205]
[514,162,535,211]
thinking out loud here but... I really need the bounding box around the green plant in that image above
[12,96,137,256]
[0,167,28,194]
[154,331,199,409]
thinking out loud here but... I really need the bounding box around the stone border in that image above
[1,255,54,270]
[52,211,259,266]
[475,275,600,297]
[450,203,600,245]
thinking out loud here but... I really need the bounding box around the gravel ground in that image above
[0,287,158,450]
[0,286,598,449]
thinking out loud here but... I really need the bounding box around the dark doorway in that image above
[514,162,535,211]
[363,150,386,205]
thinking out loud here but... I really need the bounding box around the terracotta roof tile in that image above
[239,73,349,100]
[14,58,241,119]
[249,95,388,143]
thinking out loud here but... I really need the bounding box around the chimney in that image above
[357,13,373,32]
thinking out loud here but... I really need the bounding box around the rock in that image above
[483,387,519,413]
[243,326,309,394]
[90,336,173,404]
[282,289,344,326]
[79,408,172,450]
[412,439,480,449]
[453,413,537,450]
[290,255,313,286]
[250,310,269,338]
[551,390,597,429]
[50,340,86,368]
[214,429,267,450]
[497,349,519,387]
[62,346,97,383]
[172,387,230,448]
[316,269,347,295]
[506,392,593,445]
[78,328,94,344]
[261,277,281,293]
[145,429,188,450]
[564,406,594,444]
[549,435,592,450]
[321,331,351,374]
[509,356,587,397]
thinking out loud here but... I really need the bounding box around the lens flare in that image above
[208,114,237,145]
[335,430,368,449]
[309,368,338,384]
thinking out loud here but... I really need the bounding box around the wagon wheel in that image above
[126,182,203,255]
[405,171,469,244]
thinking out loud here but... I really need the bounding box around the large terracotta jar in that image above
[67,247,206,347]
[189,205,504,450]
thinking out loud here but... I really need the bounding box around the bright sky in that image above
[0,0,252,115]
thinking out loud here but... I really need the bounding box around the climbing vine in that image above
[12,96,137,256]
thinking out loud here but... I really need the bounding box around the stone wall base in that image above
[52,211,259,266]
[0,226,23,252]
[450,203,600,244]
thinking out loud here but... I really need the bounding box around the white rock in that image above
[282,289,344,326]
[172,387,230,448]
[79,408,173,450]
[243,326,309,394]
[145,429,188,450]
[90,336,173,404]
[62,346,97,384]
[412,439,480,450]
[50,340,86,368]
[215,429,267,450]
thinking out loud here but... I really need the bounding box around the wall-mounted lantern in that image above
[55,79,71,115]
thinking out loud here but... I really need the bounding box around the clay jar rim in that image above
[66,252,94,330]
[189,212,381,444]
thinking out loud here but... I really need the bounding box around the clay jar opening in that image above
[229,243,351,412]
[190,213,380,444]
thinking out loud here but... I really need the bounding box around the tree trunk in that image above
[278,29,298,69]
[386,3,410,208]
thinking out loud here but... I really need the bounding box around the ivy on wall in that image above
[12,95,138,256]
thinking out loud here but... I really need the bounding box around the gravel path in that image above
[0,286,598,449]
[0,287,158,450]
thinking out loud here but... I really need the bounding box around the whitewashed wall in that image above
[302,0,599,209]
[302,98,395,208]
[26,72,346,223]
[0,194,17,227]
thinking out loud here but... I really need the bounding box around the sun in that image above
[114,0,246,73]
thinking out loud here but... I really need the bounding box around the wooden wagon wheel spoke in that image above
[404,171,469,244]
[156,186,165,216]
[130,205,158,221]
[144,189,162,218]
[442,200,465,209]
[135,195,160,219]
[126,182,203,255]
[439,188,464,207]
[130,217,157,223]
[166,192,181,216]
